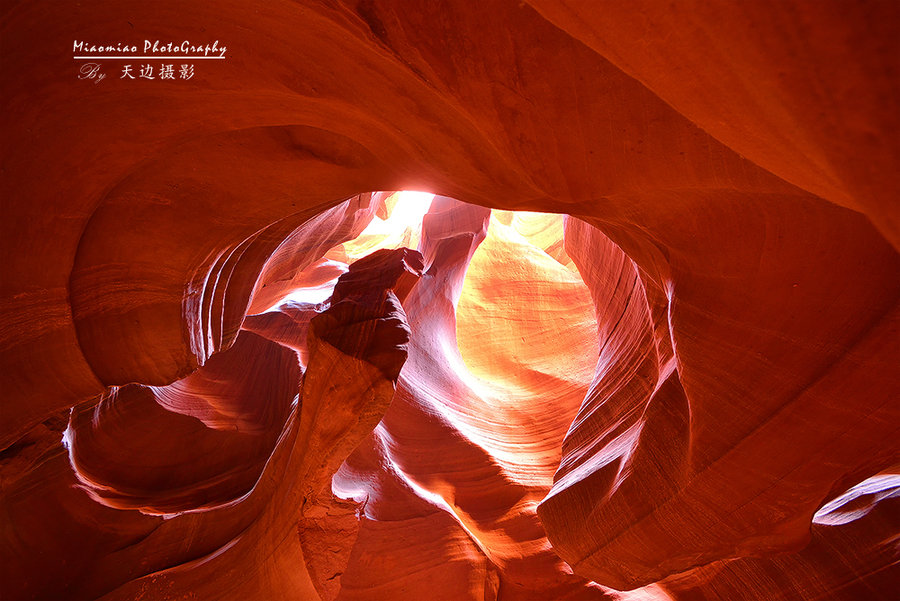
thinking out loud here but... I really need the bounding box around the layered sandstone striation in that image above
[1,1,898,600]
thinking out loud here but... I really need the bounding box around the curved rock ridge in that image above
[318,200,674,600]
[65,329,299,514]
[1,1,898,600]
[539,193,899,590]
[526,0,900,249]
[326,199,594,600]
[659,471,900,601]
[0,0,827,448]
[1,244,419,600]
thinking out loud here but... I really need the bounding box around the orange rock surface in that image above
[1,2,898,600]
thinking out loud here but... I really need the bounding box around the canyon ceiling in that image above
[1,1,898,600]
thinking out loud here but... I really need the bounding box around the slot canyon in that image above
[1,1,898,600]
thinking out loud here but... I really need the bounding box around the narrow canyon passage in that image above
[1,2,898,600]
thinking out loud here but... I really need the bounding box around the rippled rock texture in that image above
[1,1,898,600]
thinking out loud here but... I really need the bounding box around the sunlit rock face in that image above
[2,2,898,600]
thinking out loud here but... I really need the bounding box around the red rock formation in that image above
[1,1,898,600]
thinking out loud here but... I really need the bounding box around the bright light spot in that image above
[360,191,435,236]
[340,191,435,261]
[393,190,435,218]
[268,191,436,312]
